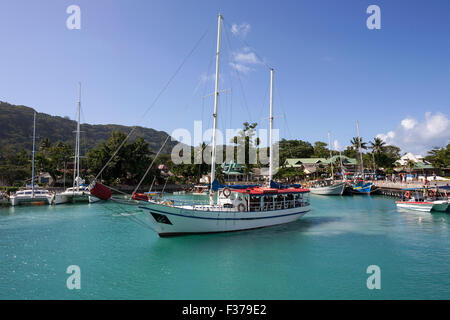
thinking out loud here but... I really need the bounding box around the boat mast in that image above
[339,149,345,180]
[269,68,274,183]
[31,112,36,197]
[328,131,334,180]
[74,82,81,191]
[356,120,364,178]
[210,13,222,193]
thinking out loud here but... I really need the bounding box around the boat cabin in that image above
[217,187,310,212]
[192,185,209,194]
[14,189,51,196]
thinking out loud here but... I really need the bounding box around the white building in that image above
[396,153,427,166]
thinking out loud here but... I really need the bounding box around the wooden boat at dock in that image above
[309,180,346,195]
[351,180,376,195]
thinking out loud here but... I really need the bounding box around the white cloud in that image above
[231,23,250,38]
[200,73,215,82]
[229,47,263,74]
[229,62,251,74]
[233,50,261,65]
[376,112,450,154]
[400,117,417,130]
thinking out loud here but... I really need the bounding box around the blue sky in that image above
[0,0,449,154]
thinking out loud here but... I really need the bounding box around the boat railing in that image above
[249,199,308,212]
[147,197,310,212]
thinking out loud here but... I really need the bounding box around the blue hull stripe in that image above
[139,206,309,221]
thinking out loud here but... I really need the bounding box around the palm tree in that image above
[369,137,386,172]
[350,137,367,150]
[369,137,386,154]
[405,159,416,173]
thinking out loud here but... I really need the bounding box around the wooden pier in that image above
[374,181,450,197]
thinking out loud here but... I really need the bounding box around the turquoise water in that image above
[0,194,449,300]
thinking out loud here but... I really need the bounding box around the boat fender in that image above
[237,203,246,212]
[404,191,410,199]
[223,187,231,198]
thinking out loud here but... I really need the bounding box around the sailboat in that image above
[54,83,90,204]
[90,14,311,236]
[350,121,374,195]
[10,112,54,206]
[309,132,346,195]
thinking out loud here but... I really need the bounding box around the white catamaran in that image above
[10,112,54,206]
[90,14,311,236]
[54,83,90,204]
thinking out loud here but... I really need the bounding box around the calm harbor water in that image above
[0,194,449,300]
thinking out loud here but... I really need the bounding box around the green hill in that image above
[0,101,180,154]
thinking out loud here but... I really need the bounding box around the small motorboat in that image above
[396,188,449,212]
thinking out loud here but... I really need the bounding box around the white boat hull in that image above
[396,201,433,212]
[54,191,90,204]
[309,182,346,195]
[396,200,449,212]
[138,201,311,237]
[431,200,449,212]
[10,194,54,206]
[89,195,102,203]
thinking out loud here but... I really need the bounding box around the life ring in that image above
[237,203,246,212]
[428,190,435,198]
[404,191,410,199]
[223,187,231,198]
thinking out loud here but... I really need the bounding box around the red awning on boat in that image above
[232,187,309,195]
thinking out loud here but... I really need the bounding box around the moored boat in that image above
[10,112,54,206]
[90,14,312,236]
[310,180,346,195]
[395,188,449,212]
[309,132,346,196]
[54,184,91,204]
[395,200,434,212]
[138,186,310,237]
[54,84,91,205]
[351,180,374,195]
[10,188,54,206]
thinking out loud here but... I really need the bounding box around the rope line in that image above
[94,23,213,181]
[132,134,171,196]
